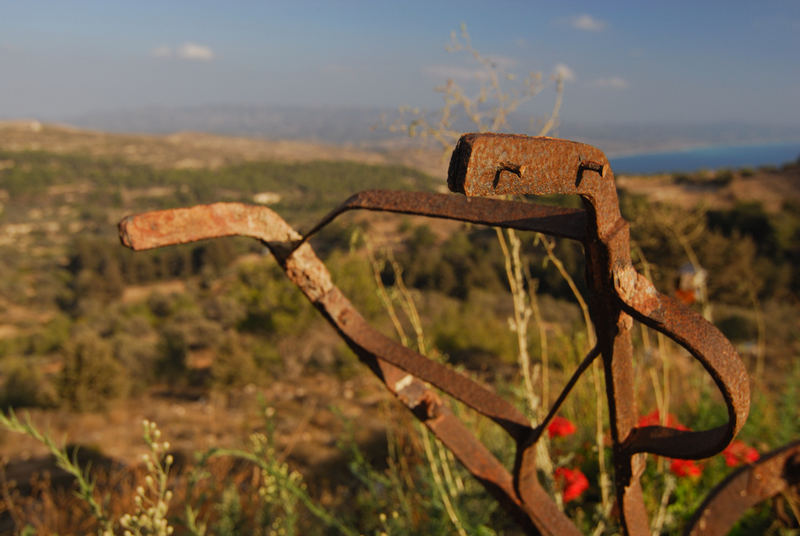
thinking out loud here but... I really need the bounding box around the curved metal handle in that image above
[615,269,749,459]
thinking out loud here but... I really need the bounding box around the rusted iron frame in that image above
[446,134,751,534]
[117,133,793,535]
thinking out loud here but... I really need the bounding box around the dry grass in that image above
[0,448,275,535]
[0,371,390,478]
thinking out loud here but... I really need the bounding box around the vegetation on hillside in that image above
[1,142,799,534]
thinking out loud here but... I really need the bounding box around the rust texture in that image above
[118,133,796,535]
[685,440,800,536]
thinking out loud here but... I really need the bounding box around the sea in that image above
[608,141,800,175]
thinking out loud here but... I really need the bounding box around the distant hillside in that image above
[3,120,799,213]
[60,104,800,156]
[0,120,445,178]
[617,163,800,213]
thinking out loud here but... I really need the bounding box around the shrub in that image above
[58,331,128,411]
[395,225,507,299]
[203,294,247,329]
[210,334,260,388]
[430,292,518,368]
[155,324,189,383]
[166,309,223,350]
[713,168,734,186]
[28,313,72,356]
[111,332,159,390]
[0,357,58,408]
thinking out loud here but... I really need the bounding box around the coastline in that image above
[605,138,800,159]
[608,139,800,174]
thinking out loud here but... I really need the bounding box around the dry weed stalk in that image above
[387,23,621,517]
[632,244,672,436]
[495,228,538,417]
[365,236,470,535]
[119,420,175,536]
[386,23,568,160]
[651,475,677,535]
[495,228,557,497]
[746,280,767,383]
[534,234,613,525]
[379,250,470,536]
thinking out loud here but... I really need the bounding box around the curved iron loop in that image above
[684,440,800,535]
[614,270,749,459]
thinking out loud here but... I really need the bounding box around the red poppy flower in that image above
[722,440,759,467]
[554,467,589,503]
[547,416,577,438]
[675,288,696,305]
[637,410,689,430]
[669,458,703,478]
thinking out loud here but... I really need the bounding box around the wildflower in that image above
[547,416,577,438]
[669,458,703,478]
[637,410,689,430]
[722,440,759,467]
[554,467,589,503]
[675,288,696,305]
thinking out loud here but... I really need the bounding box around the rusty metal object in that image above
[685,440,800,535]
[121,202,569,534]
[301,190,588,244]
[447,134,750,534]
[118,133,790,535]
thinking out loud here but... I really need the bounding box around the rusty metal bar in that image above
[122,203,531,439]
[120,201,577,535]
[299,190,588,245]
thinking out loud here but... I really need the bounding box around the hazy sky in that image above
[1,0,799,125]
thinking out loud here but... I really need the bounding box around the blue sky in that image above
[1,0,799,125]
